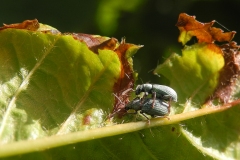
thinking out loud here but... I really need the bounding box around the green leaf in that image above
[153,42,240,159]
[155,43,224,107]
[0,27,140,148]
[0,28,122,138]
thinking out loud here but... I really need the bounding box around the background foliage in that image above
[1,0,239,84]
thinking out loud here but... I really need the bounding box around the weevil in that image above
[125,97,170,120]
[135,84,177,102]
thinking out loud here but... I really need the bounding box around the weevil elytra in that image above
[125,97,170,120]
[135,84,177,102]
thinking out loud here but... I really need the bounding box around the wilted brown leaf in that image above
[176,13,236,44]
[207,42,240,103]
[0,19,39,31]
[112,39,139,118]
[72,33,118,54]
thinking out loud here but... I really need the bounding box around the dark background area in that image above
[1,0,239,84]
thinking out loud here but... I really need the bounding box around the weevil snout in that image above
[135,85,142,95]
[125,106,130,110]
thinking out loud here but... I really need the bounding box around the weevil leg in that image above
[163,115,170,120]
[143,113,151,124]
[140,92,148,105]
[154,115,170,120]
[167,97,172,114]
[151,92,156,108]
[140,111,150,121]
[146,119,150,125]
[145,116,151,124]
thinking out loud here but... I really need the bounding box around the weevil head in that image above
[125,100,135,110]
[125,106,130,110]
[125,98,142,111]
[135,85,142,95]
[125,101,131,110]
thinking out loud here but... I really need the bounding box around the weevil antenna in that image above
[113,93,123,104]
[140,78,144,84]
[122,88,135,96]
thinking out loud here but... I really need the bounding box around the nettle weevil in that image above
[125,97,169,120]
[135,84,177,102]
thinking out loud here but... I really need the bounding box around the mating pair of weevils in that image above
[125,84,177,120]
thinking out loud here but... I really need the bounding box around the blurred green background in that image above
[1,0,239,84]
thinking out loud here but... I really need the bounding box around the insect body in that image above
[135,84,177,102]
[125,97,169,119]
